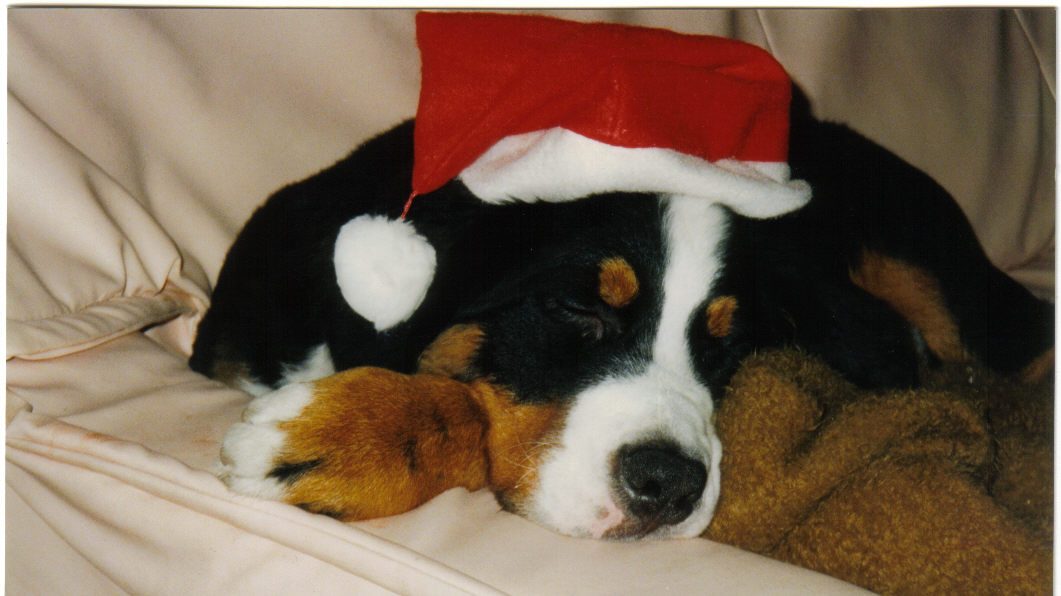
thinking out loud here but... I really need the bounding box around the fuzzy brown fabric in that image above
[704,349,1053,595]
[278,345,1052,593]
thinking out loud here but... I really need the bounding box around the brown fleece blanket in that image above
[705,349,1052,595]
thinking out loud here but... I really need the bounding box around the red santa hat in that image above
[408,11,811,217]
[341,12,812,332]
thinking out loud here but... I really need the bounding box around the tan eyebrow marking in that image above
[706,295,739,338]
[599,257,639,308]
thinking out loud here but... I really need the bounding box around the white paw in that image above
[217,382,315,500]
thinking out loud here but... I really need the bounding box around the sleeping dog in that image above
[190,102,1052,539]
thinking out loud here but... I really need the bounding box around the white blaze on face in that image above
[525,196,726,539]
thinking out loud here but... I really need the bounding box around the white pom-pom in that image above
[333,215,437,332]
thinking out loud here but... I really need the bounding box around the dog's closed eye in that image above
[542,296,621,342]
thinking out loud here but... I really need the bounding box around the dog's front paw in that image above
[218,368,490,521]
[217,381,318,500]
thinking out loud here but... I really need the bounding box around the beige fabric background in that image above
[7,8,1053,595]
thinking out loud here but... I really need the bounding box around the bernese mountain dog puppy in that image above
[191,102,1052,540]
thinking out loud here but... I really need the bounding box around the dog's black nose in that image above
[616,442,707,527]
